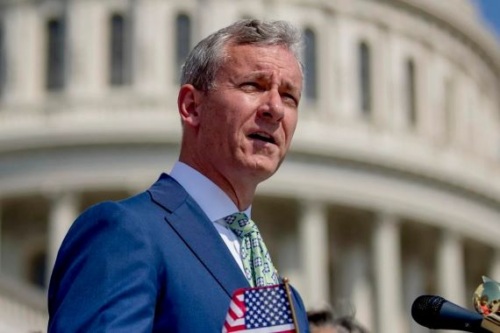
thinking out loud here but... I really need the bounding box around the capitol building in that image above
[0,0,499,332]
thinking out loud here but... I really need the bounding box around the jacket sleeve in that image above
[48,201,162,333]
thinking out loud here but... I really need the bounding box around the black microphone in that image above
[411,295,493,333]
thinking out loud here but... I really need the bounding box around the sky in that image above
[476,0,500,40]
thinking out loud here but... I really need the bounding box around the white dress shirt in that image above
[169,161,250,273]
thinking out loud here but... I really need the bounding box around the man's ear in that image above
[177,84,201,127]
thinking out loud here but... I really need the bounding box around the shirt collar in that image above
[169,161,251,222]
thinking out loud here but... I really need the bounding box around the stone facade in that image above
[0,0,499,332]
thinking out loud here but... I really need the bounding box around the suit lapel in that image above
[148,173,249,297]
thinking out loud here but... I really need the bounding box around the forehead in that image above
[221,44,303,86]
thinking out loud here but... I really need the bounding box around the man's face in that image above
[194,43,303,184]
[310,326,338,333]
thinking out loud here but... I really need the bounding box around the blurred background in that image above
[0,0,499,332]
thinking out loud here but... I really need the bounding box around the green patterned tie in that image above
[224,212,279,287]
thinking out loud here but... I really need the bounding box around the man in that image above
[48,19,309,332]
[308,308,369,333]
[308,309,337,333]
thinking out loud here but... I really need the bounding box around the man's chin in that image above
[246,158,280,179]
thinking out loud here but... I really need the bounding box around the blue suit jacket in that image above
[48,173,310,332]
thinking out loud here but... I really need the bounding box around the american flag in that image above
[222,284,297,333]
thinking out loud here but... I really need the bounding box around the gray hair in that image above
[180,19,303,91]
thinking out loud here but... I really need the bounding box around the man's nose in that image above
[258,89,284,122]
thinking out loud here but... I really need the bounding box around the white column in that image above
[416,45,434,141]
[196,0,226,38]
[319,16,337,120]
[405,258,427,333]
[132,0,169,95]
[298,200,329,308]
[67,0,107,98]
[372,25,390,130]
[4,3,44,104]
[454,76,470,151]
[485,95,499,162]
[342,245,373,330]
[373,212,403,333]
[437,231,466,306]
[336,16,358,120]
[0,202,2,272]
[488,250,500,283]
[388,34,406,132]
[47,192,79,284]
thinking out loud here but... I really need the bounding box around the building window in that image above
[46,18,65,91]
[359,41,371,115]
[406,59,417,127]
[175,14,191,82]
[304,28,317,100]
[109,13,130,86]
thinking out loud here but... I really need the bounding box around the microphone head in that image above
[412,295,446,328]
[411,295,486,333]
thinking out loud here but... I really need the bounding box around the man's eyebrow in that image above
[242,71,301,95]
[281,81,301,96]
[243,72,270,80]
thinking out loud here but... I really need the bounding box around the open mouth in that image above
[248,132,276,144]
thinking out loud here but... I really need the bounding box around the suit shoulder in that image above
[79,191,153,219]
[67,191,163,240]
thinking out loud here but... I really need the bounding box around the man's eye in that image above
[240,82,261,90]
[282,94,298,107]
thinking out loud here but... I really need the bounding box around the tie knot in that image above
[224,212,256,238]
